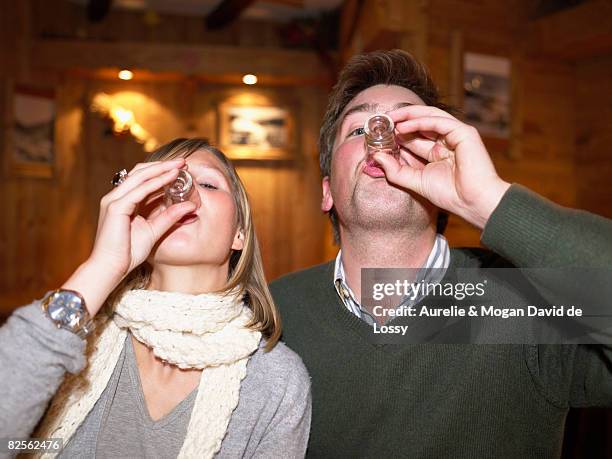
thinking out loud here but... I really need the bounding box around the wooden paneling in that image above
[340,0,428,62]
[0,78,90,311]
[0,0,330,315]
[424,0,579,247]
[525,0,612,60]
[427,0,528,56]
[575,54,612,219]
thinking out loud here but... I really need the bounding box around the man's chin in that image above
[349,189,434,229]
[356,179,415,205]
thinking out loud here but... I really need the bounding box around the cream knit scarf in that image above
[34,288,262,459]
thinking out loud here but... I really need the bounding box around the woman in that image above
[0,139,311,458]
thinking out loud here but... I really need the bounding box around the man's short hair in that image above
[318,49,452,243]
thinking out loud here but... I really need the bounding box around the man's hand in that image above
[373,105,511,229]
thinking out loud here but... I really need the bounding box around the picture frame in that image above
[463,52,511,139]
[4,83,56,178]
[218,102,295,160]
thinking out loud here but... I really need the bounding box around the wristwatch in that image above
[41,289,94,338]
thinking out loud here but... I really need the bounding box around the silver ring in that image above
[111,168,128,187]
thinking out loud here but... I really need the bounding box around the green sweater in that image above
[270,185,612,458]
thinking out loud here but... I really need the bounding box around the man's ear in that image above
[231,229,245,251]
[321,176,334,212]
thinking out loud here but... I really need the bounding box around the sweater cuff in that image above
[480,184,563,267]
[12,300,87,374]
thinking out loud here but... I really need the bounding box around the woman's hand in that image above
[89,158,196,278]
[373,105,511,229]
[62,158,196,317]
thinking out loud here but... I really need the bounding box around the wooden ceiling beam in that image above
[30,39,331,82]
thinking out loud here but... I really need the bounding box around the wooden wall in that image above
[575,54,612,219]
[0,0,329,315]
[426,0,578,247]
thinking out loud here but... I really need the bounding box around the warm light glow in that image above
[118,70,134,80]
[242,74,257,85]
[90,92,159,152]
[111,107,135,131]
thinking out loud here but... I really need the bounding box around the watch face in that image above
[47,291,86,329]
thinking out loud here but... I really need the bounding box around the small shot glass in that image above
[364,113,400,161]
[164,169,200,209]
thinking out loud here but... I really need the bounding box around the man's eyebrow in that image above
[339,103,379,125]
[339,101,415,127]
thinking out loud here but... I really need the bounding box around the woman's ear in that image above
[232,229,245,251]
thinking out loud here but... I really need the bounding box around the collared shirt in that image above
[334,234,450,326]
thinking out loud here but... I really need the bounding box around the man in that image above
[270,49,612,457]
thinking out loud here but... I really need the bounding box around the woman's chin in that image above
[151,237,227,268]
[152,232,198,257]
[152,234,189,254]
[150,250,211,267]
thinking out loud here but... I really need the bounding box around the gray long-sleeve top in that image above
[0,300,311,458]
[0,299,87,441]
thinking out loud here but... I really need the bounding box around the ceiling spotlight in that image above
[242,74,257,85]
[118,70,134,80]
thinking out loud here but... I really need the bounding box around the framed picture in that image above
[463,53,511,139]
[218,102,295,160]
[4,84,56,178]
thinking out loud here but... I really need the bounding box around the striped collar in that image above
[333,234,450,325]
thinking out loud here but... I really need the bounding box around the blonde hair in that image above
[104,138,281,350]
